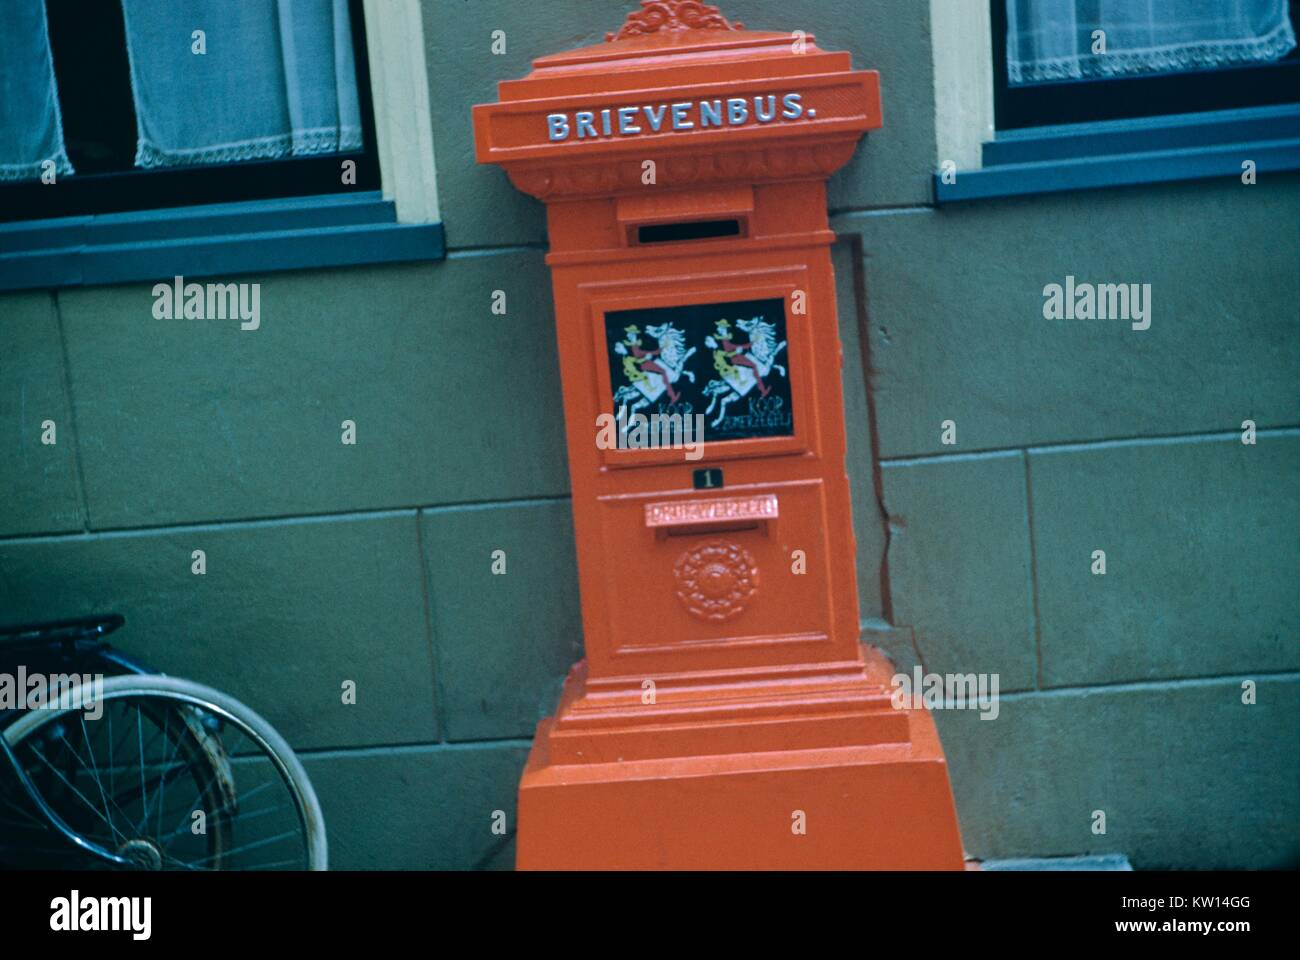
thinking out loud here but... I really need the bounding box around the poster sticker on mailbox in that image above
[605,297,794,446]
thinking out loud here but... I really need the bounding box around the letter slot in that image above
[644,493,777,536]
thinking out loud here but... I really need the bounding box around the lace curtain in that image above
[1007,0,1297,84]
[0,0,74,182]
[120,0,363,168]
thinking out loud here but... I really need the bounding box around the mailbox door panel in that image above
[594,480,836,673]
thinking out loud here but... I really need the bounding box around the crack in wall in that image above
[847,233,924,673]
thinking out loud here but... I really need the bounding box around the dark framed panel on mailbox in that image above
[605,297,794,441]
[587,273,820,468]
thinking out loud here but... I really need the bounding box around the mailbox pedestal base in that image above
[516,647,966,870]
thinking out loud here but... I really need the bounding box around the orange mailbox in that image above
[474,0,965,869]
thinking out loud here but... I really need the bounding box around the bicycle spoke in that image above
[138,707,182,836]
[187,827,302,866]
[156,709,169,838]
[107,701,138,770]
[51,728,136,842]
[107,705,115,817]
[79,713,117,843]
[157,851,208,872]
[0,794,52,829]
[158,797,295,846]
[246,857,308,870]
[108,756,192,811]
[164,775,276,841]
[25,743,125,844]
[103,702,169,778]
[137,709,146,828]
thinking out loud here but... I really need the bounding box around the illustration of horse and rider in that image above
[703,316,787,427]
[612,313,787,428]
[613,322,696,411]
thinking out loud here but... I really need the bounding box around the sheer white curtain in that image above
[0,0,74,182]
[1007,0,1297,84]
[120,0,363,168]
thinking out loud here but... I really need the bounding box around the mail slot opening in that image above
[635,219,743,245]
[661,520,761,538]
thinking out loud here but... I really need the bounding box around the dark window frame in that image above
[991,0,1300,130]
[0,0,380,224]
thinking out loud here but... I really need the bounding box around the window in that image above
[934,1,1300,202]
[993,0,1300,129]
[0,0,379,223]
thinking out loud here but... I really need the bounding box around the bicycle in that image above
[0,614,327,870]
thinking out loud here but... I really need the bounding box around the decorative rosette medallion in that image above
[607,0,744,42]
[673,539,759,621]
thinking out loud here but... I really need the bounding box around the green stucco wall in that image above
[1,0,1296,869]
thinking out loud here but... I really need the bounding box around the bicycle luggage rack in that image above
[0,613,125,651]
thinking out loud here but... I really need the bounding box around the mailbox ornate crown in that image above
[606,0,744,41]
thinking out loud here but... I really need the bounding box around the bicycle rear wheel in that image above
[1,675,327,870]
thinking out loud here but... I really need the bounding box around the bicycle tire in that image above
[3,674,328,870]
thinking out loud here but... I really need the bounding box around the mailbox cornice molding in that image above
[504,137,862,201]
[473,25,882,201]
